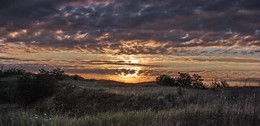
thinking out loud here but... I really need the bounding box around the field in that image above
[0,77,259,126]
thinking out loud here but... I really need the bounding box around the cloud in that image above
[2,63,153,77]
[0,0,259,55]
[0,56,158,68]
[191,58,260,63]
[0,57,17,60]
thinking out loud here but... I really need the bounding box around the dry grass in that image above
[0,79,259,126]
[1,105,258,126]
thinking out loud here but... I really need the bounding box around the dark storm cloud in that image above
[1,0,259,55]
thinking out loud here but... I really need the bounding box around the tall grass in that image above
[0,105,258,126]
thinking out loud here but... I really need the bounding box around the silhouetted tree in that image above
[177,72,192,87]
[191,74,205,88]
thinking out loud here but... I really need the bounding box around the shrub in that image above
[177,72,193,87]
[220,80,229,87]
[16,73,58,105]
[210,79,229,88]
[0,80,17,103]
[50,68,65,80]
[1,68,82,105]
[54,82,77,108]
[70,74,84,80]
[191,74,205,89]
[0,86,9,103]
[55,82,76,99]
[39,68,83,81]
[39,68,65,81]
[0,68,26,77]
[156,73,205,88]
[156,75,177,86]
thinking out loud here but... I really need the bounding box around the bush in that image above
[0,68,82,105]
[210,79,229,88]
[39,68,65,81]
[177,72,193,87]
[70,74,84,80]
[0,82,14,103]
[191,74,205,89]
[156,75,177,86]
[0,68,26,77]
[16,73,58,105]
[39,68,83,81]
[220,80,229,87]
[55,82,76,99]
[156,73,205,88]
[54,82,78,108]
[0,86,9,103]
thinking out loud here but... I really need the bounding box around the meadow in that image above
[0,69,259,126]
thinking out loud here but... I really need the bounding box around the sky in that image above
[0,0,260,85]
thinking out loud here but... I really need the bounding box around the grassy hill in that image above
[0,69,259,126]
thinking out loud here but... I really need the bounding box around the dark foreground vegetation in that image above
[156,73,229,88]
[0,68,259,126]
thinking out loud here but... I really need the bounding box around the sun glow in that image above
[117,55,141,64]
[111,54,145,83]
[113,56,143,83]
[115,66,143,83]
